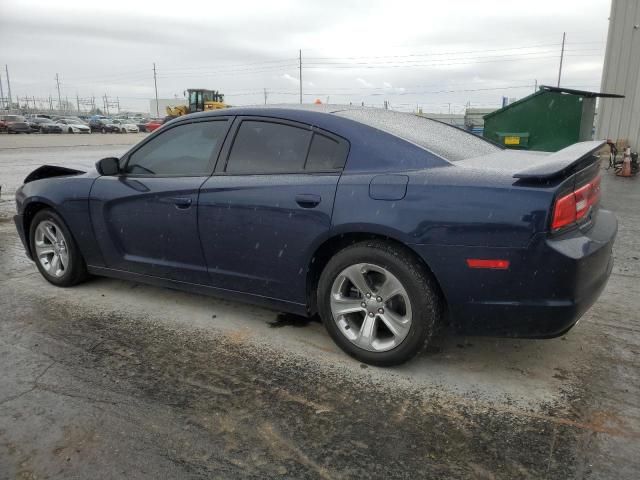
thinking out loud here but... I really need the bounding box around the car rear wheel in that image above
[29,209,88,287]
[68,128,73,134]
[318,240,441,366]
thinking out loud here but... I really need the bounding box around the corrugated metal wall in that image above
[596,0,640,150]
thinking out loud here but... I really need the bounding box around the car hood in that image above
[24,165,86,184]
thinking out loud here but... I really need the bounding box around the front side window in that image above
[125,120,228,176]
[226,120,311,173]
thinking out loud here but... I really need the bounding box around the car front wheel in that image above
[318,240,441,366]
[29,209,88,287]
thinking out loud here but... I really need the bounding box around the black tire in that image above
[29,209,88,287]
[68,128,73,134]
[317,240,441,366]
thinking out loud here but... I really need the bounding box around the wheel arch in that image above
[22,199,57,257]
[305,231,448,317]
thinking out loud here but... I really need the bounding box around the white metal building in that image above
[148,99,180,118]
[596,0,640,150]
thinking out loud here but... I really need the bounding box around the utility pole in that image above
[557,32,566,87]
[153,63,159,117]
[0,72,4,110]
[5,65,13,110]
[298,49,302,104]
[534,79,538,92]
[76,94,80,113]
[264,87,267,105]
[55,73,62,112]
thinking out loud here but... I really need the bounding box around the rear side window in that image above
[226,121,311,173]
[305,133,348,170]
[125,120,228,175]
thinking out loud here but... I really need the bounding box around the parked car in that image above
[145,118,163,132]
[111,119,139,133]
[12,107,617,366]
[0,115,31,133]
[145,116,174,132]
[27,117,63,134]
[26,114,53,120]
[89,118,120,133]
[56,119,91,134]
[136,119,149,132]
[58,116,89,126]
[26,120,42,133]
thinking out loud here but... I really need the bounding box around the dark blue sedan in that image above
[13,107,617,365]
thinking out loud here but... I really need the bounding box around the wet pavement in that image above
[0,135,639,479]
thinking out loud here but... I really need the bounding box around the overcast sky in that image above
[0,0,612,114]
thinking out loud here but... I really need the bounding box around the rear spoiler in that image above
[513,140,605,180]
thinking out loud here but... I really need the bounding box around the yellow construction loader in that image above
[166,89,226,117]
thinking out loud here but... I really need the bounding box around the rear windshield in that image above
[335,109,500,162]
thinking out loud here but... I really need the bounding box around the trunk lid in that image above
[455,140,604,181]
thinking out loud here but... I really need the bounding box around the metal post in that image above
[0,72,4,110]
[534,79,538,92]
[153,63,159,117]
[76,95,80,113]
[264,87,267,105]
[55,73,62,112]
[557,32,566,87]
[5,65,12,111]
[299,50,302,104]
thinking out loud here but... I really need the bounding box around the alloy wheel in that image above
[330,263,412,352]
[34,220,70,278]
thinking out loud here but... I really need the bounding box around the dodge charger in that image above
[13,107,617,365]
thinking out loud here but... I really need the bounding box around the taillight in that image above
[551,175,601,231]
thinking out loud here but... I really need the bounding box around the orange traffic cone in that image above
[617,147,633,177]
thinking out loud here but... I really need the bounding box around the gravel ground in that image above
[0,134,639,479]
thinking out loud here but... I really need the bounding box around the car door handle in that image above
[169,196,192,209]
[295,194,321,208]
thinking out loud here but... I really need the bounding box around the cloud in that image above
[281,73,300,85]
[0,0,609,112]
[356,78,374,88]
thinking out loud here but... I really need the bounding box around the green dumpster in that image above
[483,86,623,152]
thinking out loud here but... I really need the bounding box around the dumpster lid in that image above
[538,85,625,98]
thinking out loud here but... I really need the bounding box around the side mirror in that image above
[96,157,120,176]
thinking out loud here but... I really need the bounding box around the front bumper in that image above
[13,213,32,260]
[412,209,617,338]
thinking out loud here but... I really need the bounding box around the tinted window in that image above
[125,121,228,175]
[305,133,348,170]
[226,121,310,173]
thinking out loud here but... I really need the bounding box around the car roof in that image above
[183,105,500,161]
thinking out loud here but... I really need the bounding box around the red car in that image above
[145,118,164,132]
